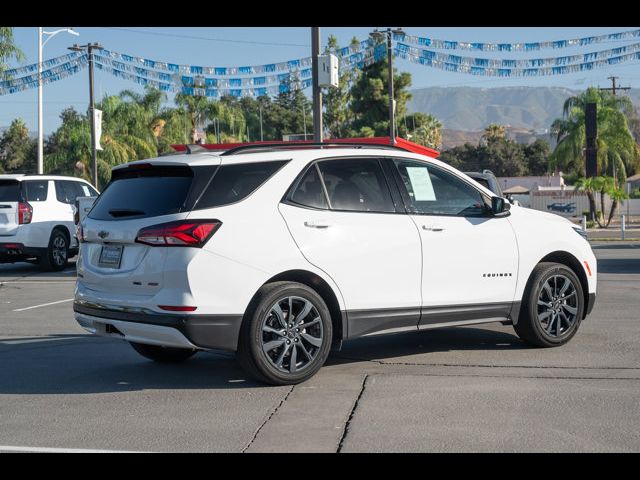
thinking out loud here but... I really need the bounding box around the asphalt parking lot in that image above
[1,243,639,452]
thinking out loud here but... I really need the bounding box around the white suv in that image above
[0,175,98,271]
[74,144,597,385]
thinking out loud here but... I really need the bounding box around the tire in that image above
[129,342,197,363]
[40,229,69,272]
[514,262,584,347]
[236,281,333,386]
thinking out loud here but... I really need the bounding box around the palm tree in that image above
[606,186,629,228]
[550,87,640,182]
[414,114,443,150]
[575,176,602,226]
[482,123,506,144]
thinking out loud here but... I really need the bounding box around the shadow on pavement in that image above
[0,327,526,394]
[0,336,266,394]
[596,258,640,274]
[328,326,526,366]
[0,259,77,277]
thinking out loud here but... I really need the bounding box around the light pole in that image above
[38,27,79,174]
[370,27,404,145]
[68,42,102,189]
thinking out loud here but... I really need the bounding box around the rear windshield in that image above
[88,166,194,221]
[0,181,21,202]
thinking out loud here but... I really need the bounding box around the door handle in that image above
[304,221,331,229]
[422,225,445,232]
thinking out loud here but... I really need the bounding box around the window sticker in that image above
[406,166,436,201]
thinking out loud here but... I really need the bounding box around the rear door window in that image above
[89,166,195,221]
[23,180,49,202]
[316,158,396,213]
[0,180,21,202]
[195,160,288,210]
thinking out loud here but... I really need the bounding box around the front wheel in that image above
[514,262,584,347]
[129,342,197,363]
[236,282,333,385]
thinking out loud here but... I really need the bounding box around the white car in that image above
[0,174,99,271]
[74,144,597,385]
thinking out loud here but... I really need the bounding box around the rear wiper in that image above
[108,208,145,217]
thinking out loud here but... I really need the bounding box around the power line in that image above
[101,27,311,48]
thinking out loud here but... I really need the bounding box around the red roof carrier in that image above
[171,136,439,158]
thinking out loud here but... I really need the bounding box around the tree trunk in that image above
[606,200,618,228]
[598,190,606,228]
[587,192,597,222]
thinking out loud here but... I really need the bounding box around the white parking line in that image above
[12,298,74,312]
[0,445,148,453]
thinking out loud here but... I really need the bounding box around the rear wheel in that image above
[40,229,69,272]
[237,281,333,385]
[514,262,584,347]
[129,342,197,363]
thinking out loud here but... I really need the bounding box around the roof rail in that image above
[220,142,405,156]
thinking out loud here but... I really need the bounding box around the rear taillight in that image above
[135,220,221,247]
[18,202,33,224]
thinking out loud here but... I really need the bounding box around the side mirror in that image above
[491,196,511,216]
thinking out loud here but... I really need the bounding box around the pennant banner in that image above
[396,47,640,77]
[0,59,87,96]
[395,42,640,69]
[0,52,83,79]
[0,56,88,89]
[98,40,374,77]
[395,28,640,51]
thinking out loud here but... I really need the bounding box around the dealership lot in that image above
[1,243,639,452]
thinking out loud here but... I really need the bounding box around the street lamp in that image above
[38,27,79,175]
[369,27,404,145]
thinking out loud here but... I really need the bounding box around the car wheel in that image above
[129,342,197,363]
[237,281,333,386]
[40,229,69,272]
[514,262,584,347]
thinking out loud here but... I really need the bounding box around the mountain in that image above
[407,86,581,132]
[408,86,640,133]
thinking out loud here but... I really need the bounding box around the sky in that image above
[2,26,640,134]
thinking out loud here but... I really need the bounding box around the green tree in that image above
[0,27,24,75]
[0,118,37,173]
[323,35,360,139]
[348,48,412,138]
[606,186,629,228]
[523,138,551,175]
[550,87,640,181]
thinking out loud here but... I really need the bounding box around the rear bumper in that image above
[73,302,243,352]
[0,243,45,262]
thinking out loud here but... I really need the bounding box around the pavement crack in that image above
[333,354,640,371]
[242,385,294,453]
[337,373,368,453]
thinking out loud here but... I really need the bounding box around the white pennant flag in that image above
[94,109,103,151]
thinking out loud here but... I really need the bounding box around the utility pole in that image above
[259,105,264,141]
[600,76,631,96]
[69,42,102,189]
[370,28,404,145]
[311,27,323,142]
